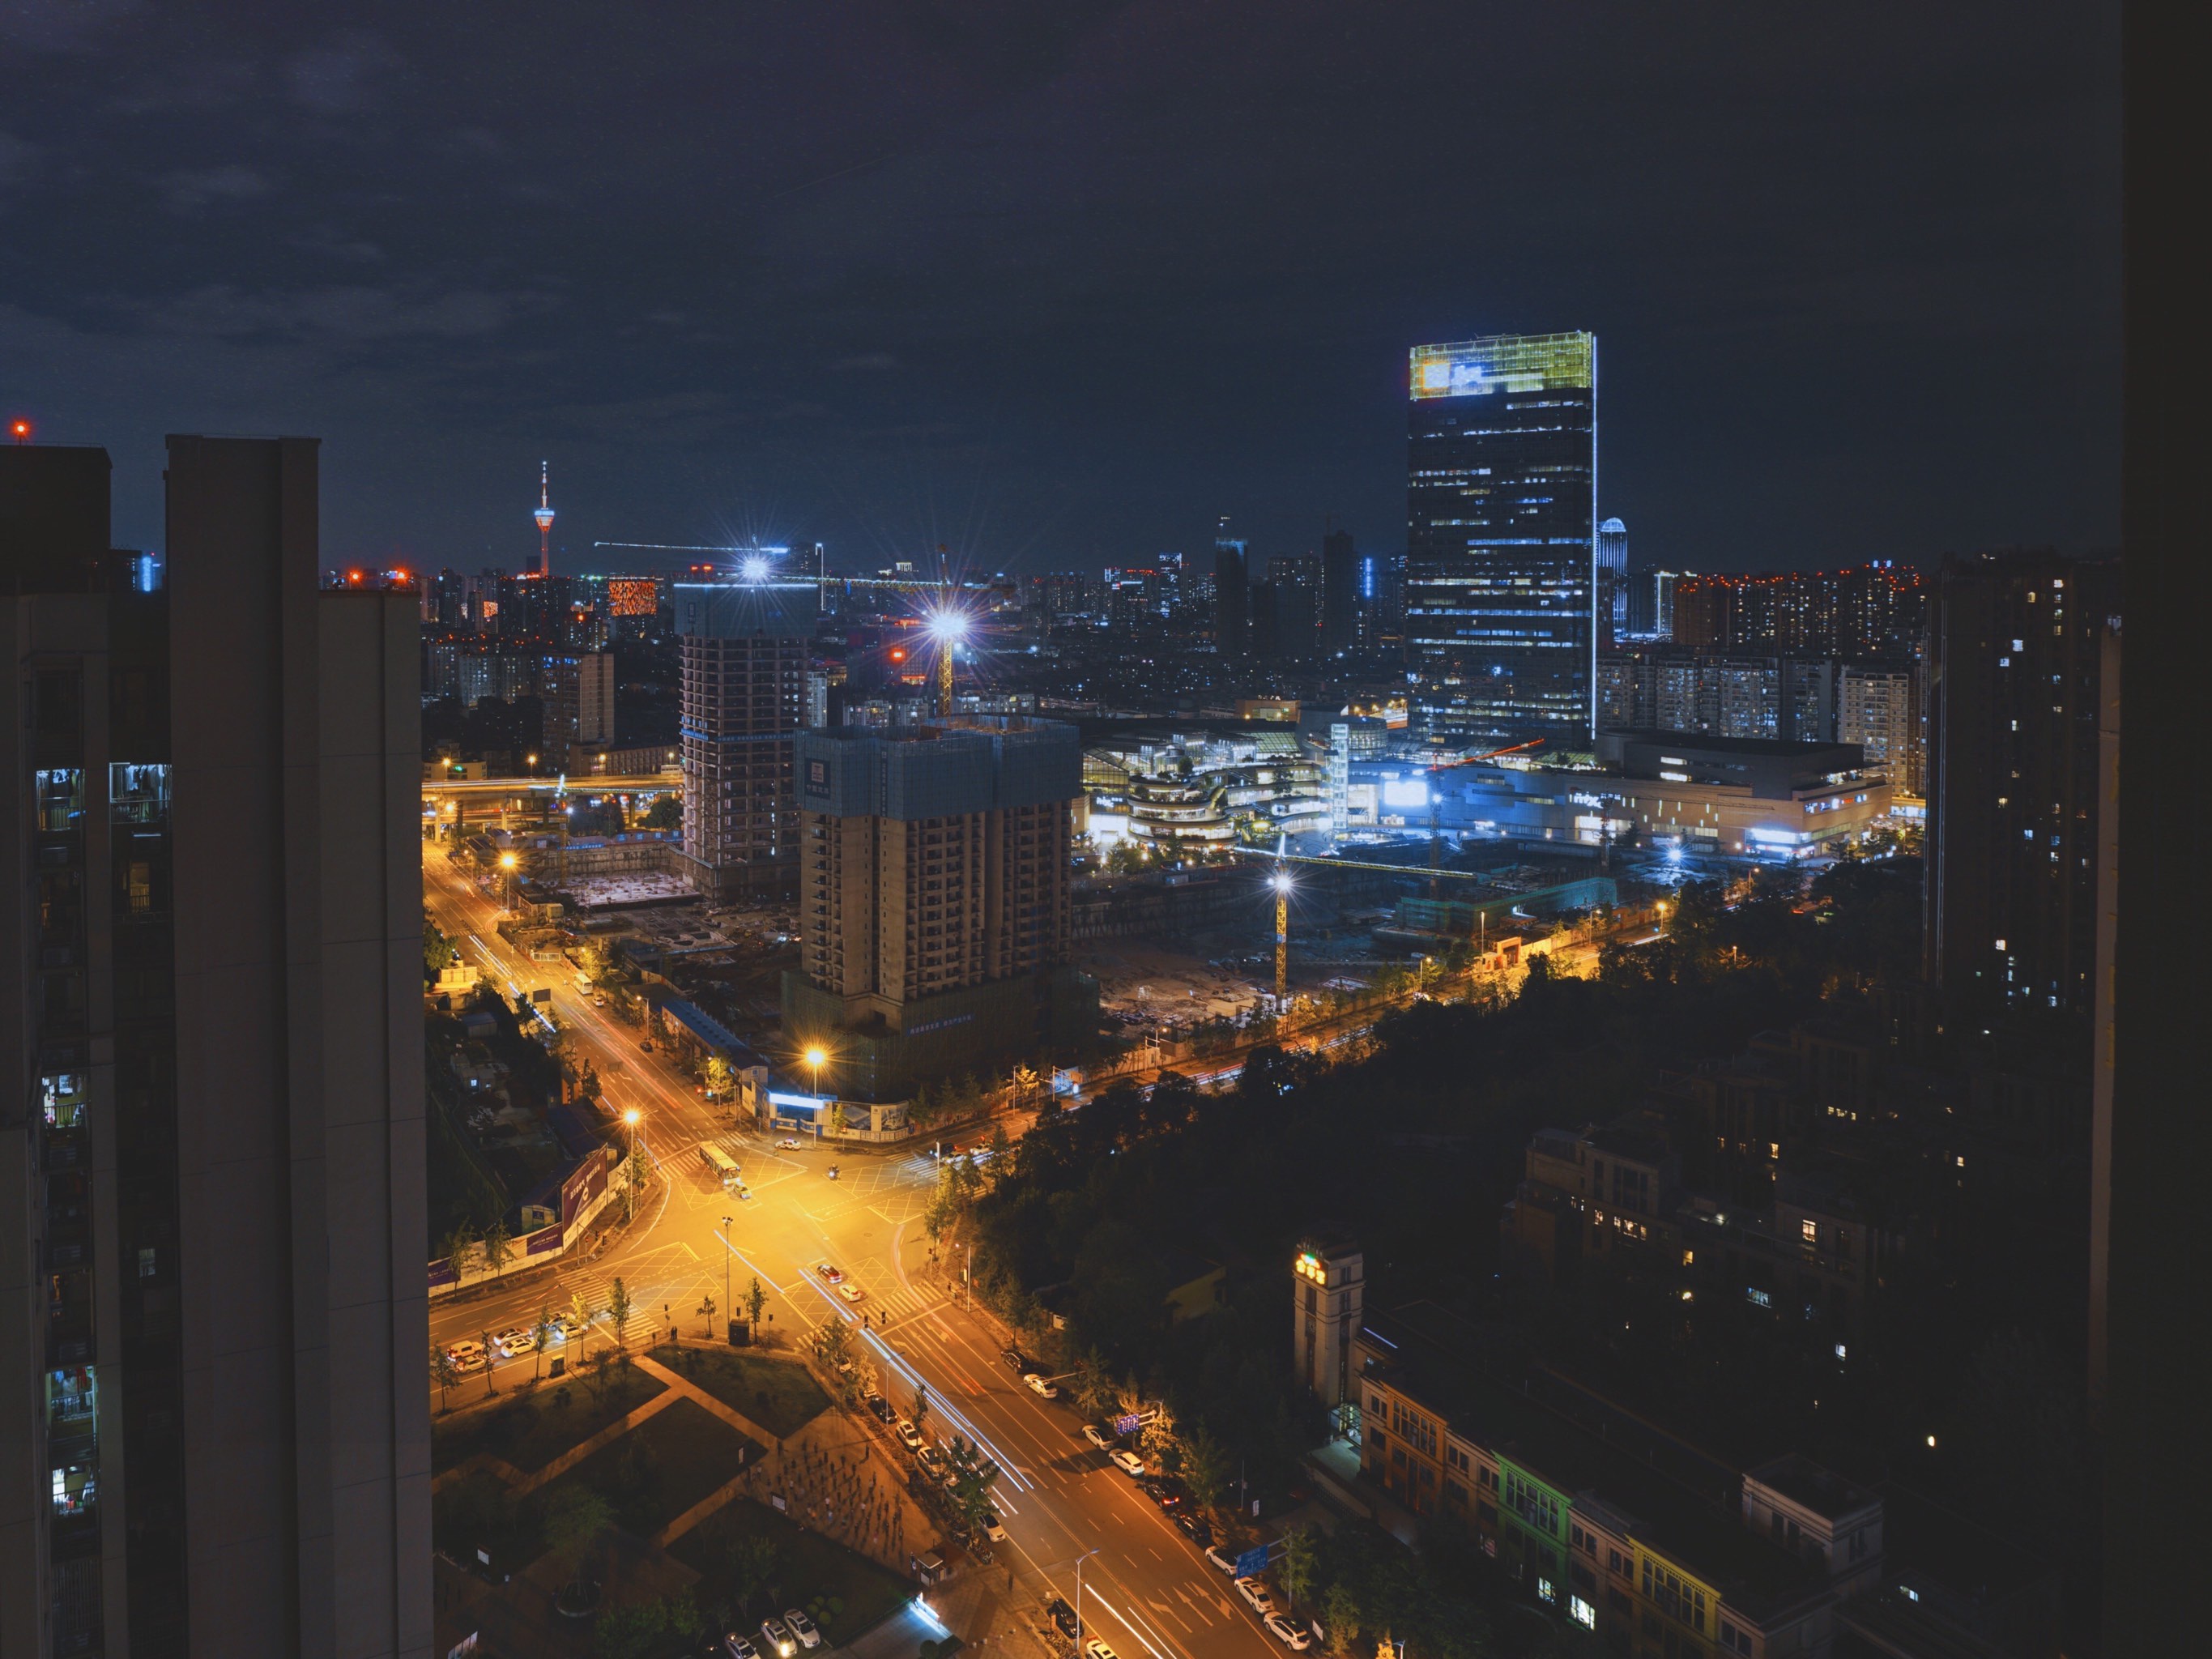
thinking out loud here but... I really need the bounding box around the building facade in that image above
[1835,663,1924,798]
[783,718,1093,1098]
[1405,332,1598,744]
[1,438,429,1658]
[1923,552,2118,1013]
[1212,527,1249,657]
[674,578,816,898]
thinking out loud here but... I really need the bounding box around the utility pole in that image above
[721,1214,733,1342]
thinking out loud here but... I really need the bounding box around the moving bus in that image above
[701,1144,741,1187]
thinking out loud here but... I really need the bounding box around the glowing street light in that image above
[804,1045,827,1101]
[740,555,770,582]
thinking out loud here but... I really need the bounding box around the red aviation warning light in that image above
[10,419,30,444]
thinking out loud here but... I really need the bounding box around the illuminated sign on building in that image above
[1409,333,1595,400]
[1380,778,1430,810]
[608,578,658,617]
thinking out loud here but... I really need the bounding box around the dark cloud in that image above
[0,1,2119,572]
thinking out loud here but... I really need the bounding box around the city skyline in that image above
[0,4,2117,575]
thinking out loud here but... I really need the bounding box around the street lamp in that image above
[804,1044,826,1100]
[622,1108,642,1221]
[1071,1546,1102,1647]
[1656,899,1670,933]
[720,1214,733,1344]
[499,851,518,912]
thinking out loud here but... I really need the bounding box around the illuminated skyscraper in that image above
[1404,332,1597,743]
[1212,518,1249,656]
[1596,517,1629,648]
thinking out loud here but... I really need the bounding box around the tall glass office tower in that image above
[1404,331,1597,744]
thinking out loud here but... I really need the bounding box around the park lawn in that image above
[669,1495,914,1644]
[655,1345,830,1440]
[432,1363,667,1477]
[431,1469,544,1578]
[532,1397,763,1546]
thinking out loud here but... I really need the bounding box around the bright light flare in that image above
[925,608,970,644]
[623,1108,641,1126]
[1272,871,1293,893]
[803,1046,827,1068]
[740,555,770,582]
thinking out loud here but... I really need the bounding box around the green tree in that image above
[1072,1350,1117,1419]
[479,1328,499,1397]
[818,1316,856,1401]
[592,1600,661,1659]
[722,1530,782,1617]
[703,1053,734,1099]
[1279,1525,1321,1608]
[641,794,682,830]
[542,1485,614,1608]
[481,1218,512,1282]
[608,1278,633,1358]
[945,1434,1002,1533]
[439,1218,479,1270]
[910,1379,931,1438]
[1321,1582,1363,1657]
[531,1305,555,1383]
[430,1346,459,1412]
[424,915,459,982]
[569,1290,594,1359]
[698,1290,717,1339]
[1180,1422,1231,1514]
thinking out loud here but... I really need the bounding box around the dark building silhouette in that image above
[1319,528,1362,654]
[1922,550,2118,1014]
[1405,333,1598,742]
[1,438,428,1656]
[1211,522,1249,657]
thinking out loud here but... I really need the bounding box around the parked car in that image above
[639,1039,654,1052]
[897,1419,926,1452]
[1083,1423,1116,1450]
[1264,1613,1311,1651]
[492,1327,535,1357]
[547,1313,582,1345]
[1109,1448,1147,1478]
[757,1617,795,1658]
[816,1262,845,1285]
[782,1610,821,1650]
[984,1510,1007,1542]
[1143,1476,1186,1510]
[837,1282,866,1303]
[1002,1347,1029,1372]
[1046,1599,1079,1640]
[867,1394,894,1422]
[1236,1578,1276,1616]
[1204,1543,1239,1576]
[1085,1643,1121,1659]
[720,1636,758,1659]
[444,1341,487,1374]
[1174,1510,1210,1543]
[1023,1373,1059,1399]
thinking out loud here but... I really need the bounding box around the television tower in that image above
[532,460,556,578]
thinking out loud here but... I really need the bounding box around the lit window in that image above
[1570,1595,1596,1629]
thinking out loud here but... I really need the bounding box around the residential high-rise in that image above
[1673,565,1925,658]
[1596,517,1630,649]
[1836,663,1924,796]
[1405,332,1598,743]
[1212,521,1249,656]
[1,437,429,1658]
[783,718,1093,1099]
[1319,529,1362,655]
[577,648,617,753]
[1923,552,2119,1013]
[1291,1239,1364,1428]
[674,576,816,897]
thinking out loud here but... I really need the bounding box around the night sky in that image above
[2,2,2118,576]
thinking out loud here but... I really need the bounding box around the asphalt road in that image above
[421,850,1284,1658]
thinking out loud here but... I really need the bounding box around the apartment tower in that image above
[0,438,429,1658]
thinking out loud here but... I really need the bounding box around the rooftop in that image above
[1746,1452,1881,1524]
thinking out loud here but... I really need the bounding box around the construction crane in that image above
[592,539,979,714]
[1426,739,1545,898]
[1271,834,1292,1006]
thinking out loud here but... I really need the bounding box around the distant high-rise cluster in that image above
[1671,564,1926,659]
[1404,331,1600,744]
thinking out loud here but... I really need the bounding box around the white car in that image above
[492,1327,535,1357]
[1085,1642,1121,1659]
[783,1609,821,1650]
[1109,1448,1147,1478]
[1083,1423,1115,1450]
[758,1618,795,1658]
[1265,1613,1311,1651]
[897,1419,927,1453]
[547,1314,582,1345]
[837,1282,866,1304]
[722,1636,758,1659]
[778,1137,803,1149]
[444,1341,487,1374]
[1237,1578,1276,1615]
[984,1510,1007,1542]
[1023,1373,1059,1399]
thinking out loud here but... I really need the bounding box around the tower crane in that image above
[591,539,979,714]
[1426,739,1545,900]
[1271,834,1292,1007]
